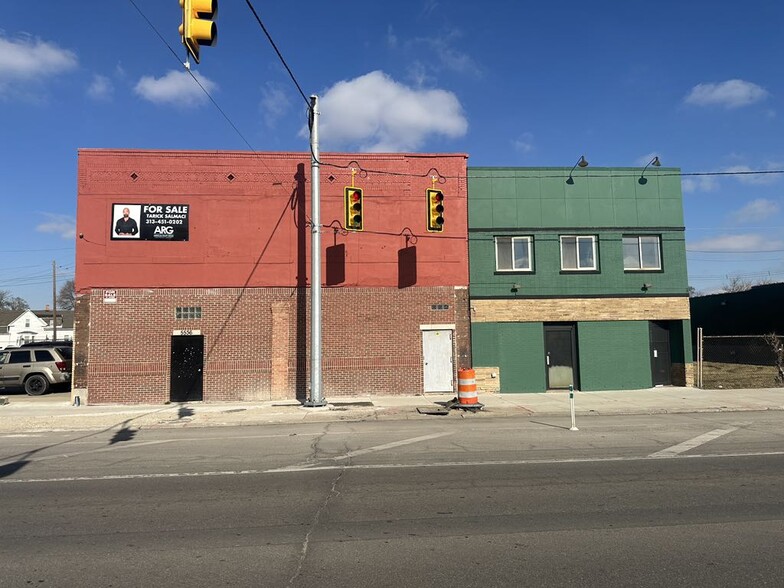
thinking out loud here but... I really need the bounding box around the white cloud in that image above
[87,74,113,101]
[0,33,78,95]
[386,25,398,49]
[388,26,481,78]
[723,164,780,185]
[730,199,780,224]
[36,213,75,240]
[682,176,719,193]
[134,70,216,107]
[423,32,481,76]
[421,0,440,18]
[313,71,468,152]
[689,233,784,252]
[684,79,768,109]
[513,133,535,155]
[260,82,290,128]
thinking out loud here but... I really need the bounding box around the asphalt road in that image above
[1,412,783,587]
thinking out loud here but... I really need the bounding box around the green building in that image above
[468,166,693,393]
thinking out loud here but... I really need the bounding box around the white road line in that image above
[3,451,784,484]
[30,440,175,463]
[648,427,739,458]
[328,431,454,461]
[268,431,455,472]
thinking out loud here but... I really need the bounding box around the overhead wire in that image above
[244,0,310,109]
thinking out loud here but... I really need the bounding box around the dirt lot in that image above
[702,361,783,389]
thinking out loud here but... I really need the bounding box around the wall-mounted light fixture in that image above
[638,156,661,185]
[565,155,589,185]
[642,283,653,291]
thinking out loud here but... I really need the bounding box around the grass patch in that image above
[702,361,782,389]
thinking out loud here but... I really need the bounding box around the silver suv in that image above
[0,346,72,395]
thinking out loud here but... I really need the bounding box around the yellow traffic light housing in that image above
[344,187,364,231]
[426,188,444,232]
[179,0,218,64]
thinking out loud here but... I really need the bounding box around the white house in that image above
[0,309,74,349]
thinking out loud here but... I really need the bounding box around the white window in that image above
[623,235,661,270]
[495,236,533,271]
[560,236,597,271]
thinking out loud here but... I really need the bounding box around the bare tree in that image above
[57,279,75,310]
[763,333,784,386]
[0,290,28,311]
[722,275,753,293]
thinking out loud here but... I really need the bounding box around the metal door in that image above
[422,329,453,392]
[170,335,204,402]
[650,321,672,386]
[544,324,578,389]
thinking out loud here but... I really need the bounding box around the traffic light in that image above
[426,188,444,232]
[344,187,364,231]
[179,0,218,64]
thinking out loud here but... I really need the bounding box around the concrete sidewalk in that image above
[1,387,783,433]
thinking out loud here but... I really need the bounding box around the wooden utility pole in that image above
[52,260,58,342]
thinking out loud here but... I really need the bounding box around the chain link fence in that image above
[696,330,784,389]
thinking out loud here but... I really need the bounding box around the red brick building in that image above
[74,150,470,404]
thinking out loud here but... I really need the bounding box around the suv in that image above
[0,347,72,395]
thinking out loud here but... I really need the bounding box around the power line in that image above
[244,0,310,108]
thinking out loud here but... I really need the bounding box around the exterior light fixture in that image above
[642,283,653,291]
[566,155,589,184]
[638,156,661,185]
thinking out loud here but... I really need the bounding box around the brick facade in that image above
[76,286,469,404]
[75,150,470,404]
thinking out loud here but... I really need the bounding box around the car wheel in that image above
[24,374,50,396]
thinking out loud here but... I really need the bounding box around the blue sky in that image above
[2,0,783,307]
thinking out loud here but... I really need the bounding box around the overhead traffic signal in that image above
[426,188,444,232]
[344,187,364,231]
[179,0,218,64]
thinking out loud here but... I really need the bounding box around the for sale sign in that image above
[111,203,190,241]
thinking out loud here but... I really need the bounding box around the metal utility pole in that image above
[305,94,326,407]
[52,260,58,342]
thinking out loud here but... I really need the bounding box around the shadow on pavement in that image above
[0,403,191,479]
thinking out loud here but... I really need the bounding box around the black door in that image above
[650,321,672,386]
[544,324,579,389]
[170,335,204,402]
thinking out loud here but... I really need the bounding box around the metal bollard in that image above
[569,384,578,431]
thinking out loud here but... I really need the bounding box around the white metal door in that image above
[422,330,453,392]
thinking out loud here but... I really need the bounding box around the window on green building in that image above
[560,236,597,270]
[495,236,533,271]
[623,235,661,270]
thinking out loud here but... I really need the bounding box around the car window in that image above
[0,351,8,364]
[55,347,73,359]
[35,350,55,362]
[9,350,32,363]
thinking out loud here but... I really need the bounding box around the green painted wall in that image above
[469,167,684,227]
[473,319,691,392]
[577,321,653,390]
[471,322,546,392]
[467,167,689,299]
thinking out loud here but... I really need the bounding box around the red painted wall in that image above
[76,150,469,292]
